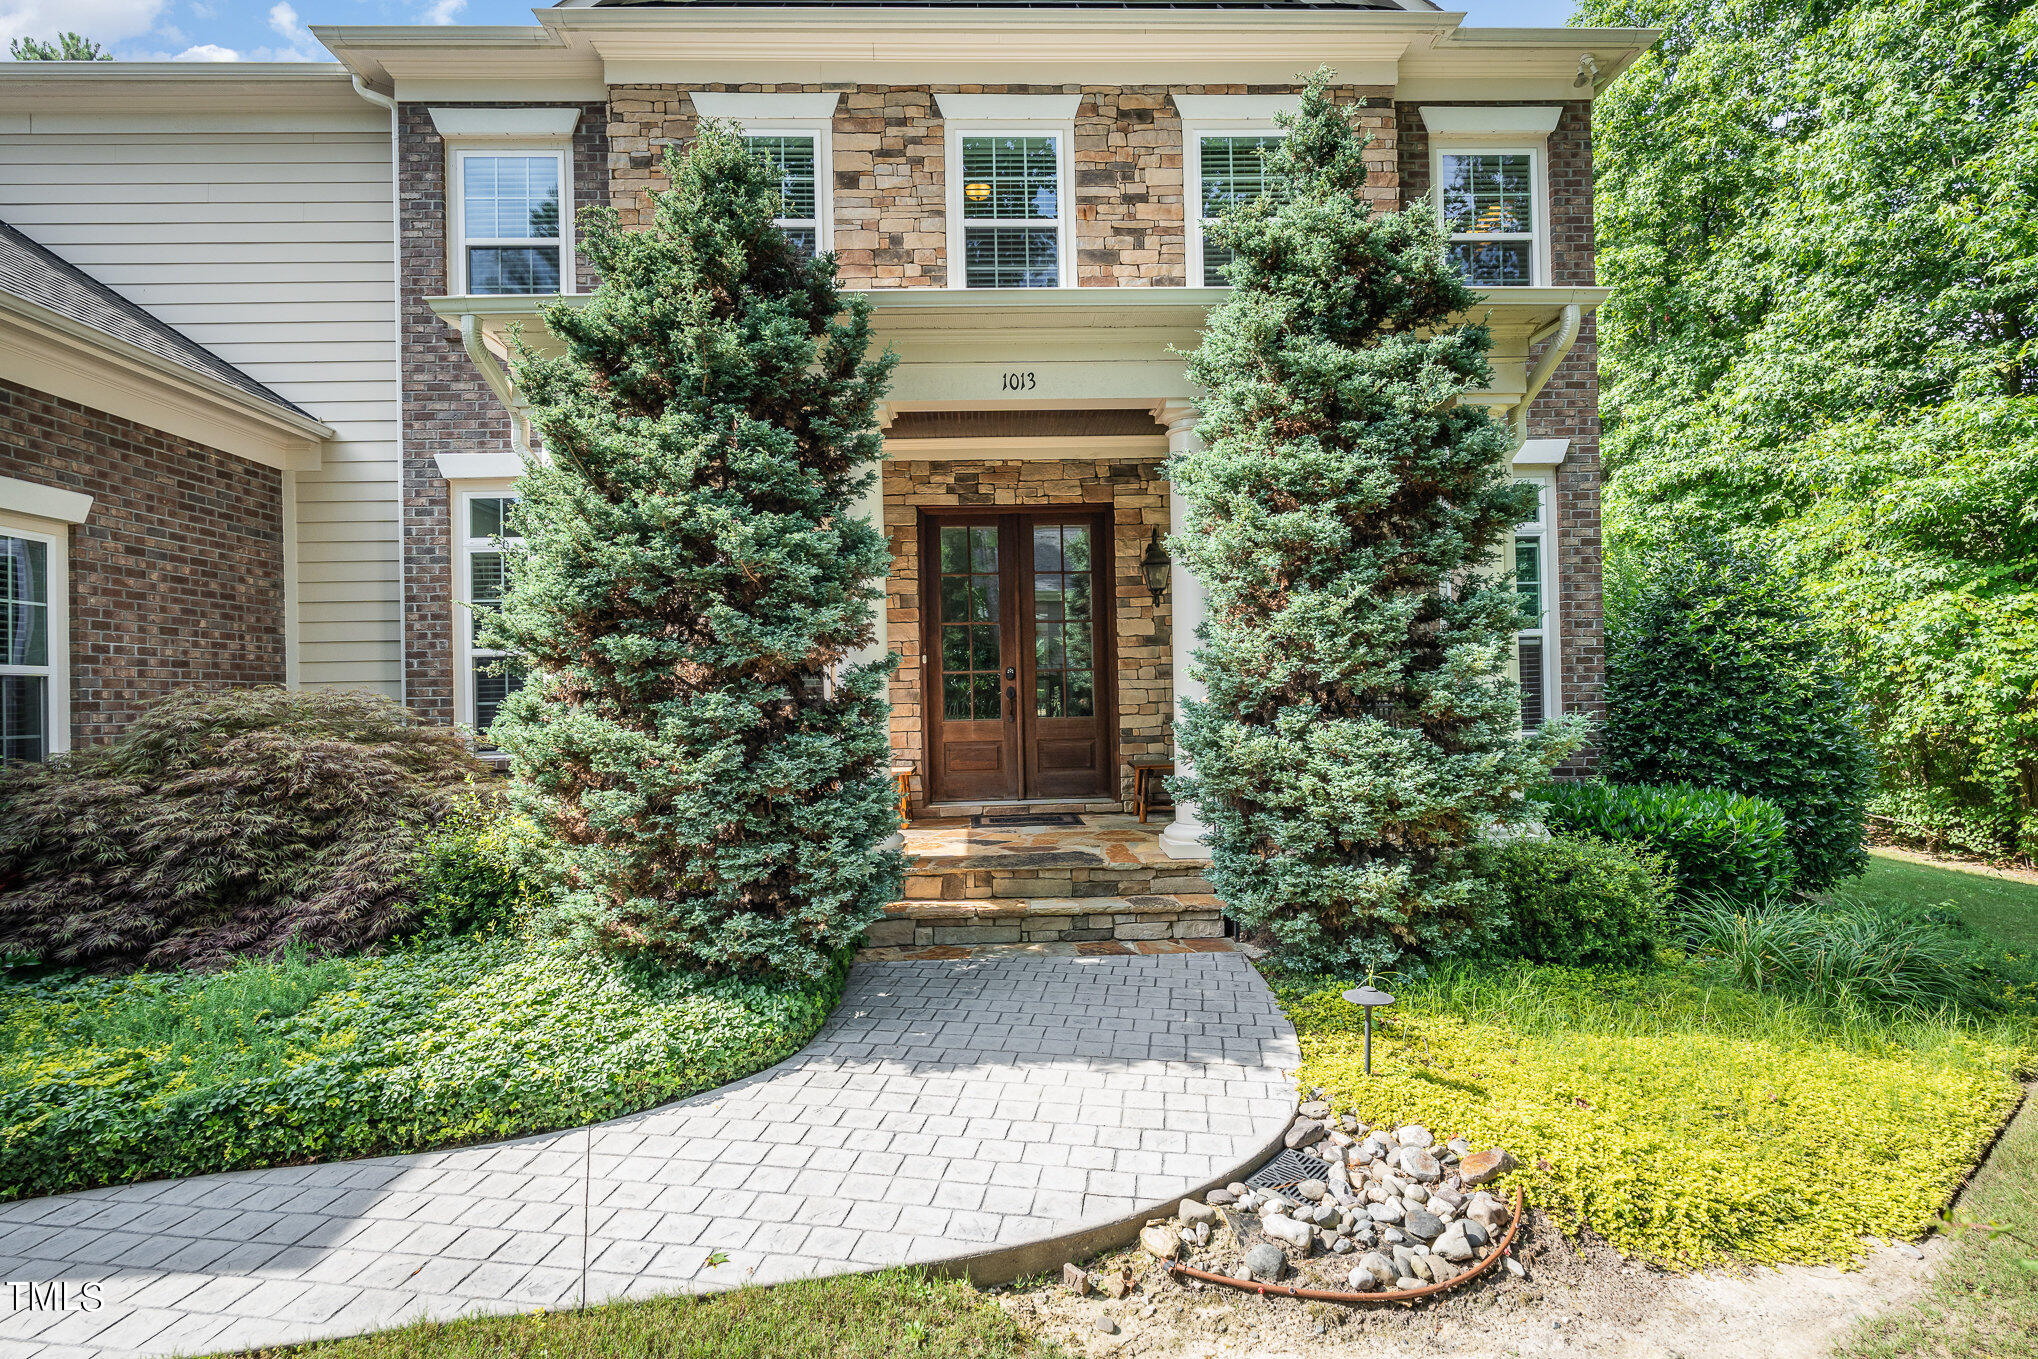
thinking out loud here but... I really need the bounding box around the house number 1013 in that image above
[1000,371,1037,392]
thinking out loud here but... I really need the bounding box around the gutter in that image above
[349,74,410,708]
[1509,302,1580,448]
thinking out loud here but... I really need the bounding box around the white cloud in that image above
[171,42,236,59]
[0,0,167,47]
[267,2,296,37]
[424,0,464,25]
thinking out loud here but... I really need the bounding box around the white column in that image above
[1156,402,1212,860]
[845,462,890,673]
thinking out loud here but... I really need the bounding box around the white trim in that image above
[1418,105,1563,137]
[448,143,575,298]
[428,106,581,140]
[0,476,92,526]
[1512,437,1571,467]
[689,90,842,120]
[282,469,299,690]
[1431,141,1551,289]
[1183,122,1289,290]
[881,434,1164,461]
[933,93,1082,121]
[0,509,71,760]
[945,121,1075,291]
[450,482,522,738]
[436,452,526,481]
[1171,94,1301,121]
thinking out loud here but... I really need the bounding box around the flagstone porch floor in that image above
[901,814,1210,872]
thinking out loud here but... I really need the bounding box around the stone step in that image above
[902,862,1215,900]
[867,894,1227,949]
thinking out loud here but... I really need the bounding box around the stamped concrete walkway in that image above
[0,951,1297,1359]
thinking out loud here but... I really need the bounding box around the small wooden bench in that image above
[1130,756,1174,823]
[890,764,915,826]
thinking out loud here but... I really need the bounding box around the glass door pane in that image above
[1031,522,1095,718]
[937,524,1002,721]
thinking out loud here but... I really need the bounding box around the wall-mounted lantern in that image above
[1342,983,1396,1077]
[1140,528,1170,607]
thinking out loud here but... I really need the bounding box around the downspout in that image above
[1510,303,1581,447]
[459,313,533,460]
[349,75,410,707]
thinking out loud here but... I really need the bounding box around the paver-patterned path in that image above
[0,952,1296,1359]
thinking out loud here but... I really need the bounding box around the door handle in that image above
[1007,685,1018,719]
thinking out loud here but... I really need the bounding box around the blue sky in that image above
[2,0,1580,65]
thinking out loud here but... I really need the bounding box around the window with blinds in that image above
[1195,132,1285,286]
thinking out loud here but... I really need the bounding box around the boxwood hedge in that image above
[0,934,846,1202]
[1538,779,1797,905]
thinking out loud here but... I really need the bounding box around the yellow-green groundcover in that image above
[1282,965,2035,1268]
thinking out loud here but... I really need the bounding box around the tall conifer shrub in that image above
[486,124,901,978]
[1173,73,1583,971]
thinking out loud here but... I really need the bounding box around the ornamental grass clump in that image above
[487,120,900,979]
[0,688,487,973]
[1171,70,1582,973]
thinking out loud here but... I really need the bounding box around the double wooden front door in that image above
[921,509,1115,804]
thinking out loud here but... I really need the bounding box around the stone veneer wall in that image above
[1400,99,1605,772]
[0,377,284,744]
[882,457,1170,810]
[607,84,1394,288]
[396,102,608,724]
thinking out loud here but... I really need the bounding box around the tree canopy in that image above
[9,33,112,60]
[1581,0,2038,853]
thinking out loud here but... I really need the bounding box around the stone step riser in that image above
[903,866,1214,899]
[873,893,1225,949]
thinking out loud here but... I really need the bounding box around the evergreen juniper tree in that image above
[1172,72,1584,972]
[486,122,901,978]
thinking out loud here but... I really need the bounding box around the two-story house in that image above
[0,3,1653,868]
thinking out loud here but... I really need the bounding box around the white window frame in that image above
[448,145,575,298]
[1419,109,1560,292]
[1507,474,1560,727]
[0,509,72,762]
[944,120,1075,291]
[452,483,525,740]
[1185,122,1289,289]
[738,124,835,256]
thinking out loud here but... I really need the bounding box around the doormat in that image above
[971,813,1086,829]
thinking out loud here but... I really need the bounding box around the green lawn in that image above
[1848,852,2038,950]
[1837,1082,2038,1359]
[220,1270,1066,1359]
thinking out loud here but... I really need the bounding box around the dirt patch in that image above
[999,1211,1947,1359]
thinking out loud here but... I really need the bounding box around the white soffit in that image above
[689,91,843,120]
[1171,94,1302,121]
[1513,437,1572,467]
[1418,105,1564,137]
[933,93,1082,121]
[428,106,582,140]
[0,475,93,525]
[435,453,525,482]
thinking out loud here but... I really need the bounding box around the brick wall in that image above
[882,458,1170,810]
[0,378,283,744]
[1399,99,1605,765]
[397,102,608,724]
[606,84,1393,288]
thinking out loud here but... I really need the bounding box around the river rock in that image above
[1459,1149,1516,1186]
[1401,1148,1442,1182]
[1358,1135,1394,1162]
[1401,1207,1445,1241]
[1434,1222,1478,1263]
[1295,1179,1327,1202]
[1246,1243,1286,1281]
[1257,1192,1294,1217]
[1356,1251,1397,1286]
[1467,1191,1510,1234]
[1285,1120,1327,1150]
[1367,1199,1404,1224]
[1206,1189,1236,1207]
[1298,1100,1330,1120]
[1460,1218,1490,1249]
[1140,1225,1182,1260]
[1404,1182,1429,1205]
[1331,1235,1354,1254]
[1446,1137,1472,1158]
[1180,1198,1220,1226]
[1396,1124,1434,1149]
[1261,1213,1314,1251]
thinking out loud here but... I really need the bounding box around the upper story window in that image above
[959,134,1063,287]
[745,133,823,259]
[1418,106,1562,291]
[1189,131,1286,287]
[1440,151,1539,288]
[457,151,567,296]
[457,491,527,740]
[430,106,583,298]
[936,94,1079,290]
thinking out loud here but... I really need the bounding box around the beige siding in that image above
[0,112,402,697]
